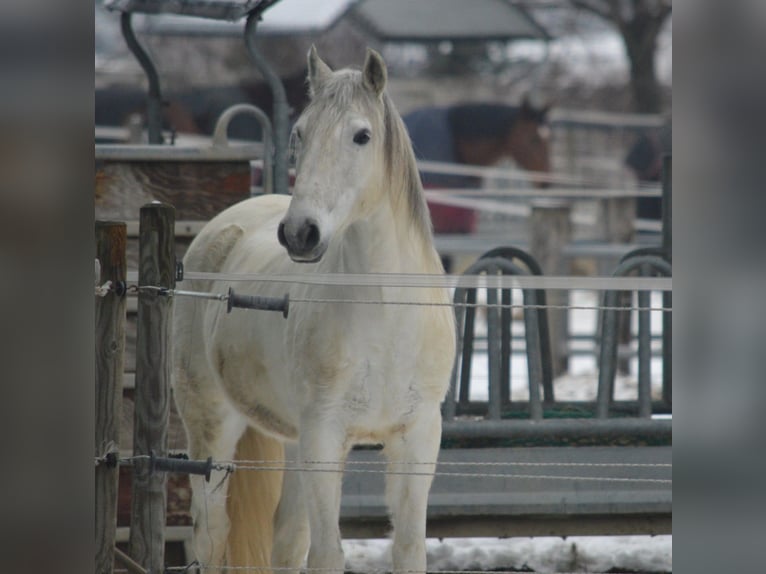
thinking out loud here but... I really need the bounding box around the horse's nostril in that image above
[304,221,320,251]
[277,222,287,247]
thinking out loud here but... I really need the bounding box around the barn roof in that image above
[102,0,550,40]
[350,0,551,43]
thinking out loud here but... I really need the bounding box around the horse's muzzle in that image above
[278,217,324,262]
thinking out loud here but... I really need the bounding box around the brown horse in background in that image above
[403,99,552,234]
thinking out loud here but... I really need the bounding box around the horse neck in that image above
[334,184,441,276]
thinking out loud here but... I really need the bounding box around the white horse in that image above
[173,47,456,573]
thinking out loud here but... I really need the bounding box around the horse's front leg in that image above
[384,404,442,574]
[298,410,348,573]
[272,443,309,572]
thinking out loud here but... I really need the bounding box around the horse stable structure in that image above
[95,1,671,572]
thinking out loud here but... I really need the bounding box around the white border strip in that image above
[126,271,671,292]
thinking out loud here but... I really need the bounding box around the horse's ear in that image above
[521,91,552,121]
[362,48,387,97]
[307,44,332,96]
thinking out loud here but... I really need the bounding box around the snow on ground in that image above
[344,535,672,573]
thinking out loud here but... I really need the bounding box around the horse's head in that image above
[506,93,553,188]
[277,46,389,263]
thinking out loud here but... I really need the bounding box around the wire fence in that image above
[102,282,673,314]
[131,270,671,292]
[98,454,671,486]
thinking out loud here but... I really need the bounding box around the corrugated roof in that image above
[351,0,550,42]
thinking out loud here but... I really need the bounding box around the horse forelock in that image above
[301,70,377,138]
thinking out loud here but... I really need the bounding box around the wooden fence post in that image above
[129,202,176,572]
[96,222,127,574]
[529,199,572,378]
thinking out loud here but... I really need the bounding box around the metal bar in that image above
[245,12,290,195]
[451,399,672,418]
[638,272,652,418]
[212,103,274,194]
[662,155,672,264]
[537,287,554,403]
[176,270,673,292]
[662,290,672,407]
[458,289,477,405]
[661,155,672,407]
[443,288,465,422]
[500,287,512,406]
[120,12,164,144]
[523,288,544,421]
[486,279,502,420]
[596,290,620,419]
[442,418,672,441]
[597,255,672,419]
[479,246,554,403]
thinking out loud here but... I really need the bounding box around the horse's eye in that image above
[353,129,371,145]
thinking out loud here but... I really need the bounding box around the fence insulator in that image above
[227,287,289,318]
[149,451,216,482]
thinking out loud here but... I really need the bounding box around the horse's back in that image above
[173,194,290,401]
[183,194,289,272]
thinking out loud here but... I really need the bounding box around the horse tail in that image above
[225,426,284,568]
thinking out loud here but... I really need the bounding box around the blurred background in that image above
[94,0,672,273]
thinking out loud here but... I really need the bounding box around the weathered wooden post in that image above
[96,222,127,574]
[529,199,572,378]
[129,202,175,572]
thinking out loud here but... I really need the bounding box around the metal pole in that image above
[661,155,672,407]
[459,289,477,406]
[637,268,652,418]
[486,275,502,420]
[95,222,127,574]
[129,203,176,572]
[120,12,164,144]
[596,289,620,419]
[522,288,544,421]
[661,155,672,263]
[245,12,290,195]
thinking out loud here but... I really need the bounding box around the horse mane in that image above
[447,103,521,140]
[381,91,433,240]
